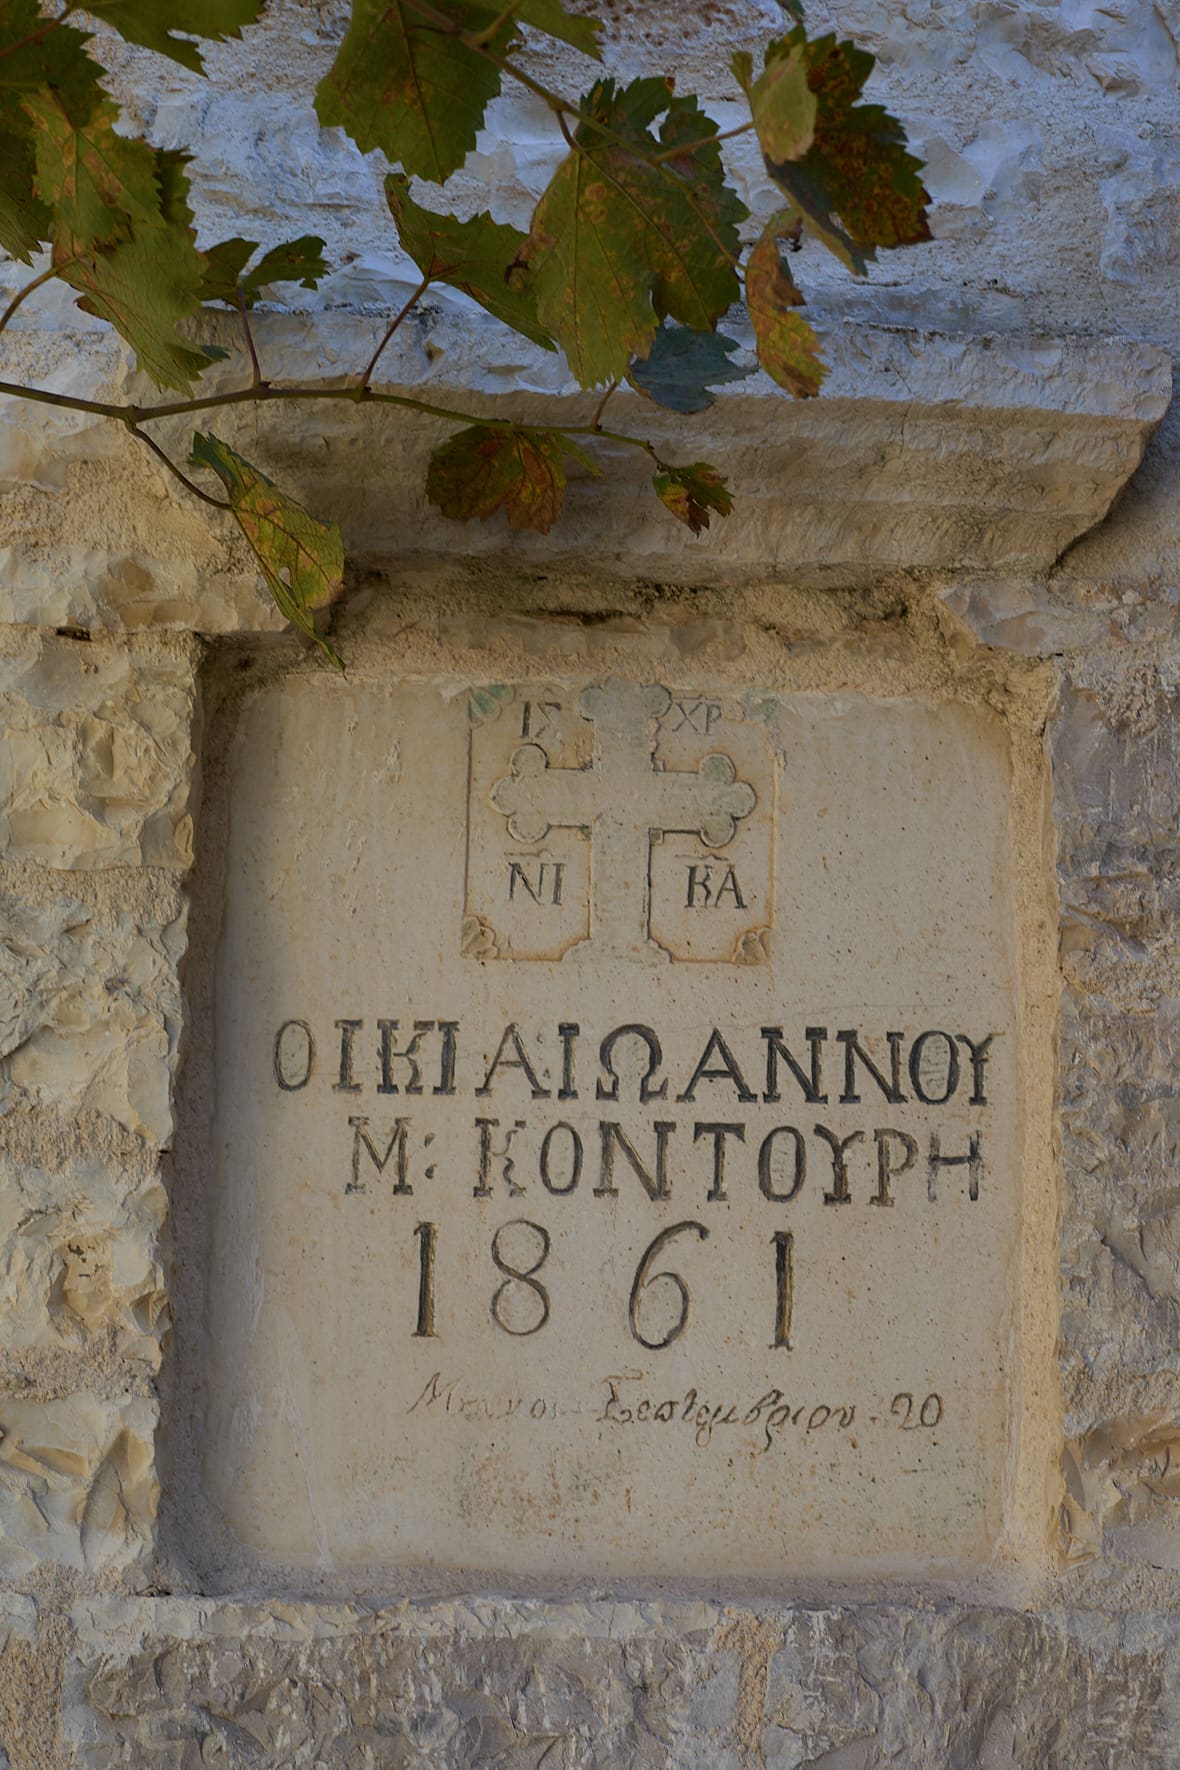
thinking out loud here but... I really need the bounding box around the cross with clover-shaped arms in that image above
[491,680,757,963]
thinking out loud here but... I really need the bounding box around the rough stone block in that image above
[62,1600,1180,1768]
[1059,1001,1180,1193]
[760,1609,1172,1766]
[940,578,1113,657]
[1054,670,1180,862]
[0,635,196,871]
[1062,1413,1180,1572]
[0,890,186,1144]
[0,1591,41,1770]
[0,1393,155,1578]
[66,1600,739,1769]
[1057,997,1180,1395]
[0,1156,166,1367]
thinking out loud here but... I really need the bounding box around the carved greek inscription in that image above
[685,860,746,909]
[668,697,722,735]
[508,859,564,905]
[273,1015,998,1367]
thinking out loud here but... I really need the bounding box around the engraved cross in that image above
[491,681,756,963]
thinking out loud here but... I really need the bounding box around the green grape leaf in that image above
[0,125,49,261]
[515,0,601,58]
[0,3,103,116]
[315,0,514,183]
[62,226,214,391]
[156,148,197,230]
[26,92,164,251]
[201,234,330,305]
[520,77,746,387]
[426,427,585,533]
[76,0,259,75]
[627,322,752,415]
[385,173,553,350]
[657,90,750,280]
[245,235,329,297]
[191,431,345,668]
[738,35,816,164]
[199,235,258,302]
[745,217,825,397]
[763,29,931,271]
[653,461,732,535]
[81,0,265,73]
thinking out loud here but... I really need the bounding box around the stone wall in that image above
[0,0,1177,1763]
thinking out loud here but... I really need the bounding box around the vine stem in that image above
[590,380,619,430]
[0,376,494,427]
[361,275,432,388]
[0,264,60,338]
[133,428,233,510]
[561,422,666,467]
[236,285,265,387]
[650,120,756,163]
[471,0,525,47]
[0,5,76,66]
[0,375,667,463]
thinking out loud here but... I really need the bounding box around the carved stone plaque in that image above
[202,673,1029,1584]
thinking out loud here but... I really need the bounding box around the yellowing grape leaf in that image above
[81,1,265,73]
[745,217,826,397]
[627,322,752,415]
[386,173,553,350]
[37,135,214,391]
[315,0,513,183]
[763,29,931,272]
[734,37,816,165]
[520,77,746,387]
[0,0,101,261]
[426,427,592,533]
[26,93,164,251]
[653,461,732,534]
[191,432,345,668]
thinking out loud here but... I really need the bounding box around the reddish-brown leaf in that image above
[426,427,571,534]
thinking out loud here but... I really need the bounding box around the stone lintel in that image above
[0,320,1168,634]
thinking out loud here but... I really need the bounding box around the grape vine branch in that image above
[0,0,932,664]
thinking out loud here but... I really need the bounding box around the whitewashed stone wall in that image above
[0,0,1178,1761]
